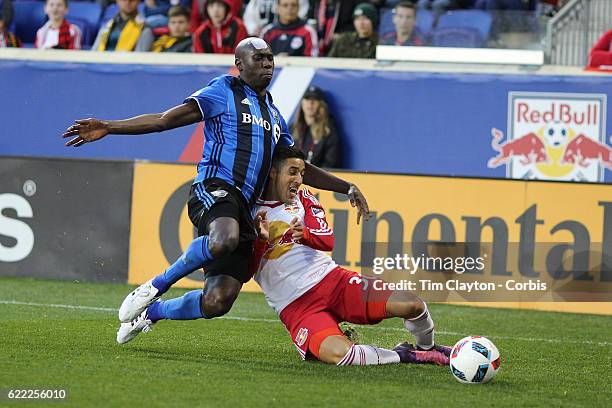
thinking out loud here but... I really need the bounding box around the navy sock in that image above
[148,290,205,321]
[152,236,213,293]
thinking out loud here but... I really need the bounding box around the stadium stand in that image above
[65,2,102,47]
[13,0,46,45]
[432,9,492,47]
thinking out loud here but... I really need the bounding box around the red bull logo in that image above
[263,221,296,259]
[487,92,610,182]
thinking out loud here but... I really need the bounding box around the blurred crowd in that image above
[0,0,571,55]
[0,0,589,169]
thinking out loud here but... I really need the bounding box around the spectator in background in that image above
[291,86,341,168]
[328,2,378,59]
[191,0,243,32]
[193,0,247,53]
[261,0,317,56]
[309,0,359,55]
[143,0,171,28]
[243,0,308,36]
[1,0,13,29]
[382,2,424,46]
[148,5,192,52]
[0,0,20,48]
[93,0,153,51]
[36,0,82,49]
[588,29,612,70]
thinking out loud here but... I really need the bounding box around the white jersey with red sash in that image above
[252,188,336,314]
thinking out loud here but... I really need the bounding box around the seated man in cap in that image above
[327,2,378,59]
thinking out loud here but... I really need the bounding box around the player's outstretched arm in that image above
[303,162,370,224]
[62,100,202,147]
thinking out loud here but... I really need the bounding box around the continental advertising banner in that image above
[0,157,132,283]
[129,162,612,314]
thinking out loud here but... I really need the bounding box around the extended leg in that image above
[151,217,239,293]
[319,335,402,366]
[118,217,239,322]
[146,274,242,321]
[385,290,450,361]
[385,290,434,350]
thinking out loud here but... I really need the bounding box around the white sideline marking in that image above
[1,300,115,312]
[1,300,610,347]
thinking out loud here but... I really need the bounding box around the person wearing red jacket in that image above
[190,0,243,33]
[193,0,247,54]
[588,30,612,70]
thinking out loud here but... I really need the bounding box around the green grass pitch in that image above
[1,277,611,407]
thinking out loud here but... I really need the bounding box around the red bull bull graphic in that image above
[488,92,610,182]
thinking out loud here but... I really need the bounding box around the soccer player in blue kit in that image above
[62,38,370,343]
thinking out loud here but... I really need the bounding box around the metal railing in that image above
[546,0,612,66]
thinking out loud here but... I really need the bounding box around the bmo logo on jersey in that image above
[0,193,35,262]
[241,113,282,142]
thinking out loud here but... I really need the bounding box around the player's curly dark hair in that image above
[272,146,306,168]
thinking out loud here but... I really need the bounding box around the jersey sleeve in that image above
[278,113,294,147]
[184,76,227,120]
[298,189,334,251]
[247,237,268,280]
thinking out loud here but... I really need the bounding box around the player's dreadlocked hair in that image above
[272,146,306,169]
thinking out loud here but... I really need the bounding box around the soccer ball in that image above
[449,336,500,384]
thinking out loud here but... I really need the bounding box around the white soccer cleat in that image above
[116,310,154,344]
[118,279,160,322]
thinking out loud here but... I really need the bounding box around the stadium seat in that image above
[13,1,47,45]
[67,16,91,47]
[431,27,485,48]
[66,2,102,30]
[65,3,102,46]
[378,7,435,39]
[416,10,434,38]
[432,10,492,48]
[100,3,119,24]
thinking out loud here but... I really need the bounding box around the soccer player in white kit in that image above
[250,146,452,366]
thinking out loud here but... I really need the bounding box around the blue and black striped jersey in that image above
[186,74,294,206]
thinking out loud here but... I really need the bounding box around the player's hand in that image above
[62,118,109,147]
[289,217,304,241]
[348,184,370,225]
[254,210,270,241]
